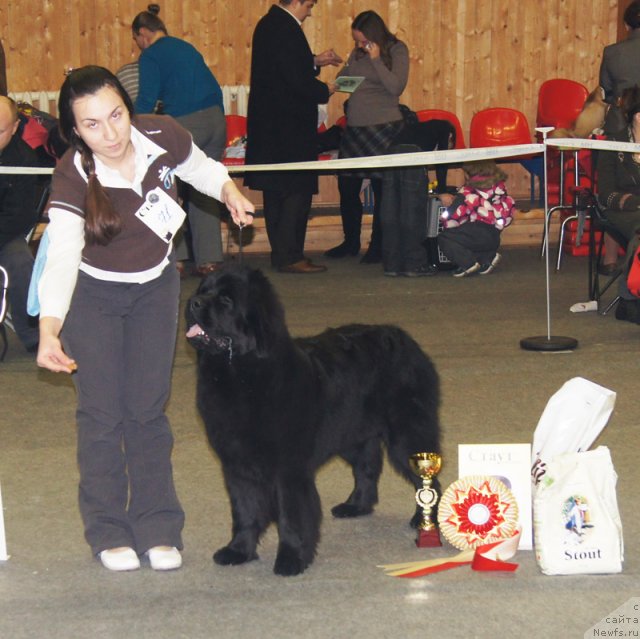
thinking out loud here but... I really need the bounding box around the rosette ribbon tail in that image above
[471,528,521,572]
[378,528,521,578]
[378,550,474,577]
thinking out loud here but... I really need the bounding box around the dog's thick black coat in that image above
[185,265,441,576]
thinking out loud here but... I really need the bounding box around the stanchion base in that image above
[416,528,442,548]
[520,335,578,351]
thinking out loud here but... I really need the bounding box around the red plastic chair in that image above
[536,81,591,262]
[223,115,247,166]
[536,78,589,130]
[537,80,590,211]
[469,107,543,204]
[225,114,247,146]
[416,108,466,149]
[470,107,533,148]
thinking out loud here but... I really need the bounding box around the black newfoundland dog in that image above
[185,265,440,576]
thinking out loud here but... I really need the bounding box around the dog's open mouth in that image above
[186,323,210,345]
[186,324,233,358]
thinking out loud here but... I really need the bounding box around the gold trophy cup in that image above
[409,452,442,547]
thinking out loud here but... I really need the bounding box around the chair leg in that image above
[588,215,597,301]
[530,172,535,205]
[556,213,577,271]
[541,204,567,259]
[588,216,624,313]
[557,210,590,271]
[602,295,621,316]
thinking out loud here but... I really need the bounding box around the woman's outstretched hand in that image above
[37,317,77,374]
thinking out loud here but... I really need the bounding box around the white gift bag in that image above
[533,446,623,575]
[531,377,616,484]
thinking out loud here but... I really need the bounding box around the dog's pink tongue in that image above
[186,324,203,338]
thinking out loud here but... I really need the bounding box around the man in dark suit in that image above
[599,0,640,133]
[245,0,341,273]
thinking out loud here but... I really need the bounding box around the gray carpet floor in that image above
[0,247,638,639]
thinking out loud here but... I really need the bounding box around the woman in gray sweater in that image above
[325,11,409,263]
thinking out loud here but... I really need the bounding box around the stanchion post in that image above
[520,128,578,351]
[0,482,9,560]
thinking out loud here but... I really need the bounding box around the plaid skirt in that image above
[339,120,405,178]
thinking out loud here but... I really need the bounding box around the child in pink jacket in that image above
[438,160,515,277]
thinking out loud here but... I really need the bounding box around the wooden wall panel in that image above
[0,0,620,197]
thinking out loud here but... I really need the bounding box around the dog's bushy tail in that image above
[381,334,441,489]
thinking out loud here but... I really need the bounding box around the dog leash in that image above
[237,223,244,264]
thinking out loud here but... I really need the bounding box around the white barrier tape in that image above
[226,143,544,173]
[0,166,53,174]
[0,144,542,176]
[546,137,640,153]
[2,136,637,177]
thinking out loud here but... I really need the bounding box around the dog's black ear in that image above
[246,268,289,356]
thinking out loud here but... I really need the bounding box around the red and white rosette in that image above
[438,475,519,550]
[378,475,521,578]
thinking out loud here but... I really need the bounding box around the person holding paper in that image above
[35,66,254,572]
[325,10,409,262]
[245,0,341,274]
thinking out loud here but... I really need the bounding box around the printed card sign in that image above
[458,443,532,550]
[334,76,365,93]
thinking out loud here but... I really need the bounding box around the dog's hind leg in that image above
[273,472,322,576]
[331,438,382,518]
[213,474,272,567]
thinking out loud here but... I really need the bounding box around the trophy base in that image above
[415,528,442,548]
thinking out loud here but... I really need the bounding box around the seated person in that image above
[0,96,46,352]
[596,85,640,322]
[15,104,59,167]
[438,160,515,277]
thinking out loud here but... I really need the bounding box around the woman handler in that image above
[35,66,254,571]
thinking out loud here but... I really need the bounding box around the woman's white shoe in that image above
[146,546,182,571]
[99,547,140,572]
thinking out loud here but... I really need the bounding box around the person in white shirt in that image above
[35,65,254,572]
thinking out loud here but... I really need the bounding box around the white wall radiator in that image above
[9,85,250,118]
[9,91,60,117]
[221,85,250,116]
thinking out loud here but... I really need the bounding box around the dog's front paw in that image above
[331,502,374,518]
[274,544,308,577]
[213,546,258,566]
